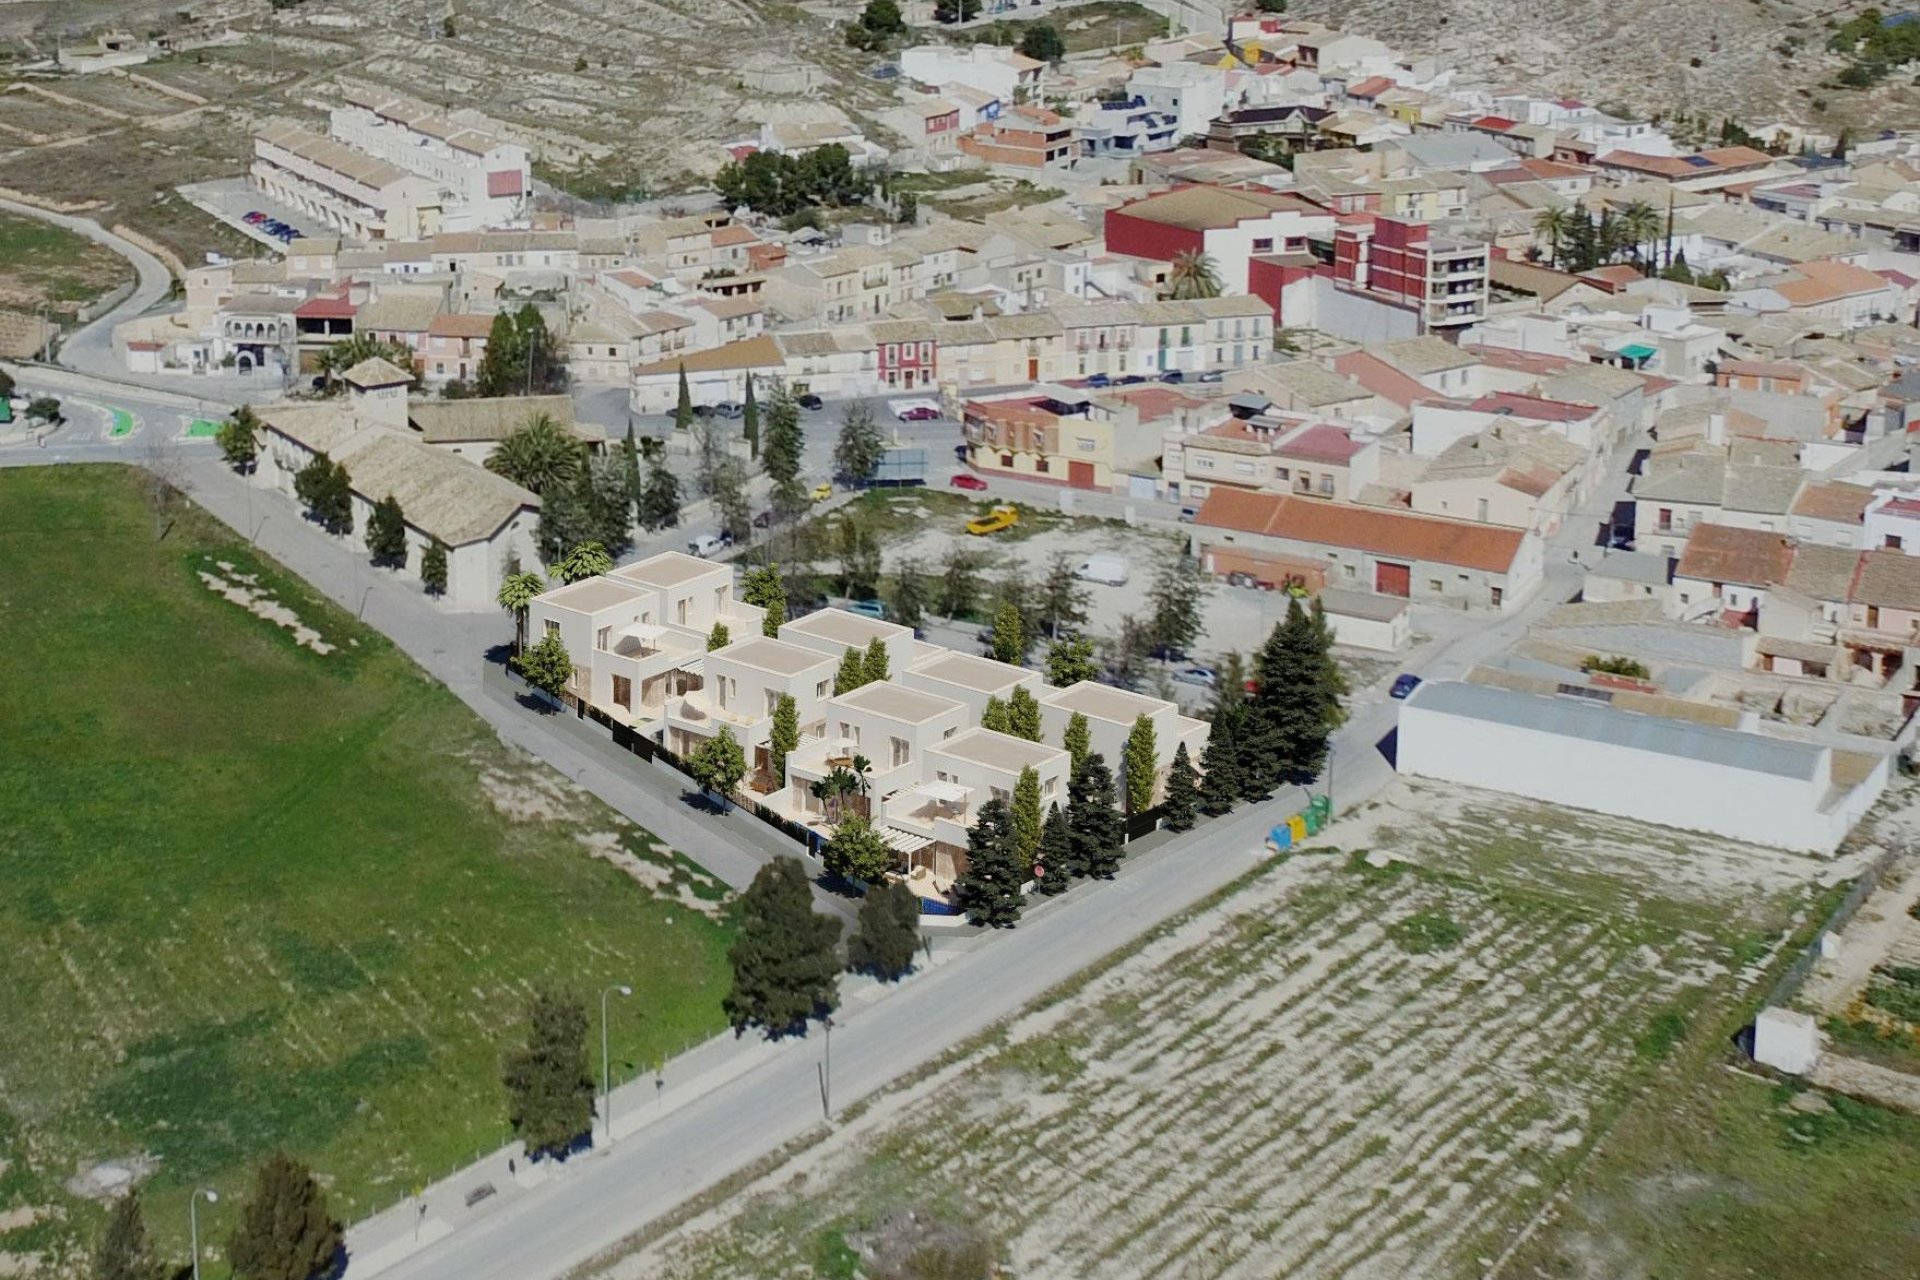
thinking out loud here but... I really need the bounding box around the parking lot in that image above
[177,178,337,254]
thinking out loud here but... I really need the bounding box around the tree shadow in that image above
[513,691,559,714]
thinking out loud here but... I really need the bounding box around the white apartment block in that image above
[330,92,532,232]
[900,44,1046,102]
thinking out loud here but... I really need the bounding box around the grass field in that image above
[0,209,131,317]
[0,468,735,1273]
[608,787,1850,1279]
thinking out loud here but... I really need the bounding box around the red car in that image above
[950,473,988,492]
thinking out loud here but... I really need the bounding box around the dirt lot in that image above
[0,208,131,317]
[601,779,1852,1279]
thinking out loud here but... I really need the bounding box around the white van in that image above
[1074,553,1130,586]
[686,531,733,558]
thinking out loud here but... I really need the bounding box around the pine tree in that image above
[954,797,1026,927]
[990,599,1024,664]
[708,620,731,651]
[834,645,867,694]
[1250,599,1341,789]
[742,374,760,460]
[1006,685,1043,742]
[847,879,921,980]
[365,492,408,567]
[620,426,643,508]
[95,1193,164,1280]
[1199,703,1243,815]
[1045,636,1100,687]
[1146,554,1208,657]
[1122,713,1158,814]
[889,556,929,630]
[769,693,799,783]
[499,989,593,1158]
[823,811,893,883]
[1068,753,1125,880]
[833,400,887,486]
[420,540,448,596]
[1063,710,1091,772]
[1163,741,1199,831]
[226,1152,343,1280]
[862,635,891,683]
[743,563,787,635]
[638,457,681,532]
[1035,801,1074,894]
[1011,765,1042,865]
[980,694,1012,734]
[724,858,842,1036]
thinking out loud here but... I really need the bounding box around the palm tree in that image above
[1533,207,1575,269]
[497,571,547,652]
[1614,200,1663,269]
[552,540,613,584]
[1164,250,1223,300]
[485,413,583,496]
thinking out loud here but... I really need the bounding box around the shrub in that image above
[1387,910,1463,954]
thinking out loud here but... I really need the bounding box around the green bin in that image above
[1306,794,1332,831]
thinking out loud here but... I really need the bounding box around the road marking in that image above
[106,406,136,439]
[184,416,221,439]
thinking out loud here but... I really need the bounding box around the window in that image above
[545,620,560,636]
[943,726,957,739]
[990,786,1010,806]
[1194,456,1214,471]
[1274,466,1290,481]
[891,737,910,768]
[1490,586,1503,607]
[1234,461,1256,476]
[816,680,830,699]
[597,626,611,649]
[1318,475,1335,495]
[1252,237,1273,253]
[1076,437,1096,452]
[1888,534,1905,550]
[1429,579,1443,592]
[765,689,780,716]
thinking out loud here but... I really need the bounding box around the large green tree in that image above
[500,988,594,1158]
[1040,552,1090,638]
[689,725,748,802]
[226,1153,342,1280]
[990,599,1024,665]
[1018,22,1065,63]
[552,540,613,584]
[954,797,1025,927]
[937,545,983,619]
[94,1193,165,1280]
[847,878,920,980]
[637,456,682,532]
[1147,554,1208,657]
[1068,753,1125,880]
[742,563,787,636]
[762,381,809,519]
[1046,636,1100,687]
[834,400,887,487]
[724,858,843,1036]
[1035,801,1073,894]
[475,304,565,396]
[834,645,868,695]
[823,811,893,884]
[862,635,891,684]
[514,630,574,700]
[888,556,928,630]
[1201,699,1247,813]
[1062,710,1091,772]
[365,492,407,567]
[1248,598,1344,790]
[1122,713,1158,814]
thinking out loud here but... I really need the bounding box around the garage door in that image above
[1374,561,1411,597]
[1068,460,1096,488]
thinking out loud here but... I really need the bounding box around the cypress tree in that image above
[500,988,593,1157]
[862,635,891,683]
[1068,753,1125,880]
[1011,765,1042,865]
[954,797,1026,927]
[365,492,407,566]
[990,599,1023,664]
[1062,710,1091,771]
[742,563,787,635]
[95,1193,165,1280]
[1035,801,1073,894]
[980,694,1012,733]
[742,374,760,459]
[834,645,867,694]
[724,858,843,1037]
[621,425,643,506]
[1007,684,1043,741]
[226,1153,343,1280]
[847,879,921,980]
[420,540,448,596]
[1163,741,1199,831]
[769,693,800,782]
[674,364,693,434]
[1121,713,1158,814]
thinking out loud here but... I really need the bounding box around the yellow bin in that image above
[1287,814,1308,843]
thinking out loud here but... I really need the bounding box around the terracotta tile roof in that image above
[1195,489,1527,574]
[427,313,496,339]
[1468,392,1595,422]
[1674,524,1793,588]
[1852,549,1920,611]
[1790,481,1873,525]
[1276,422,1363,464]
[1774,259,1891,306]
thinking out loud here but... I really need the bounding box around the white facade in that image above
[329,98,531,232]
[900,44,1046,102]
[1396,681,1888,855]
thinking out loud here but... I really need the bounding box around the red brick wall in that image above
[1103,209,1205,264]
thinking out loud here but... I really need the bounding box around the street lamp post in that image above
[819,1015,835,1121]
[600,983,633,1146]
[189,1189,219,1280]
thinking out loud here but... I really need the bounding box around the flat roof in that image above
[932,726,1068,771]
[611,551,724,591]
[538,576,647,613]
[834,681,964,724]
[783,608,909,647]
[1044,680,1168,724]
[712,636,836,677]
[907,649,1032,693]
[1405,680,1823,781]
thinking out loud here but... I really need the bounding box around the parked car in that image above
[1159,368,1185,384]
[687,531,734,557]
[797,393,824,411]
[953,443,969,462]
[1085,373,1111,388]
[753,510,774,529]
[1116,374,1148,385]
[1073,553,1129,585]
[811,482,833,502]
[1389,673,1423,700]
[965,505,1019,536]
[1172,665,1218,688]
[713,401,745,419]
[1196,370,1225,383]
[950,473,989,492]
[1177,506,1198,523]
[243,211,266,225]
[1149,644,1186,663]
[846,599,888,620]
[899,405,941,421]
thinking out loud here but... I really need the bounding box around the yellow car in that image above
[811,482,833,503]
[965,505,1020,536]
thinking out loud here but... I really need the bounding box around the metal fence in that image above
[1763,843,1902,1010]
